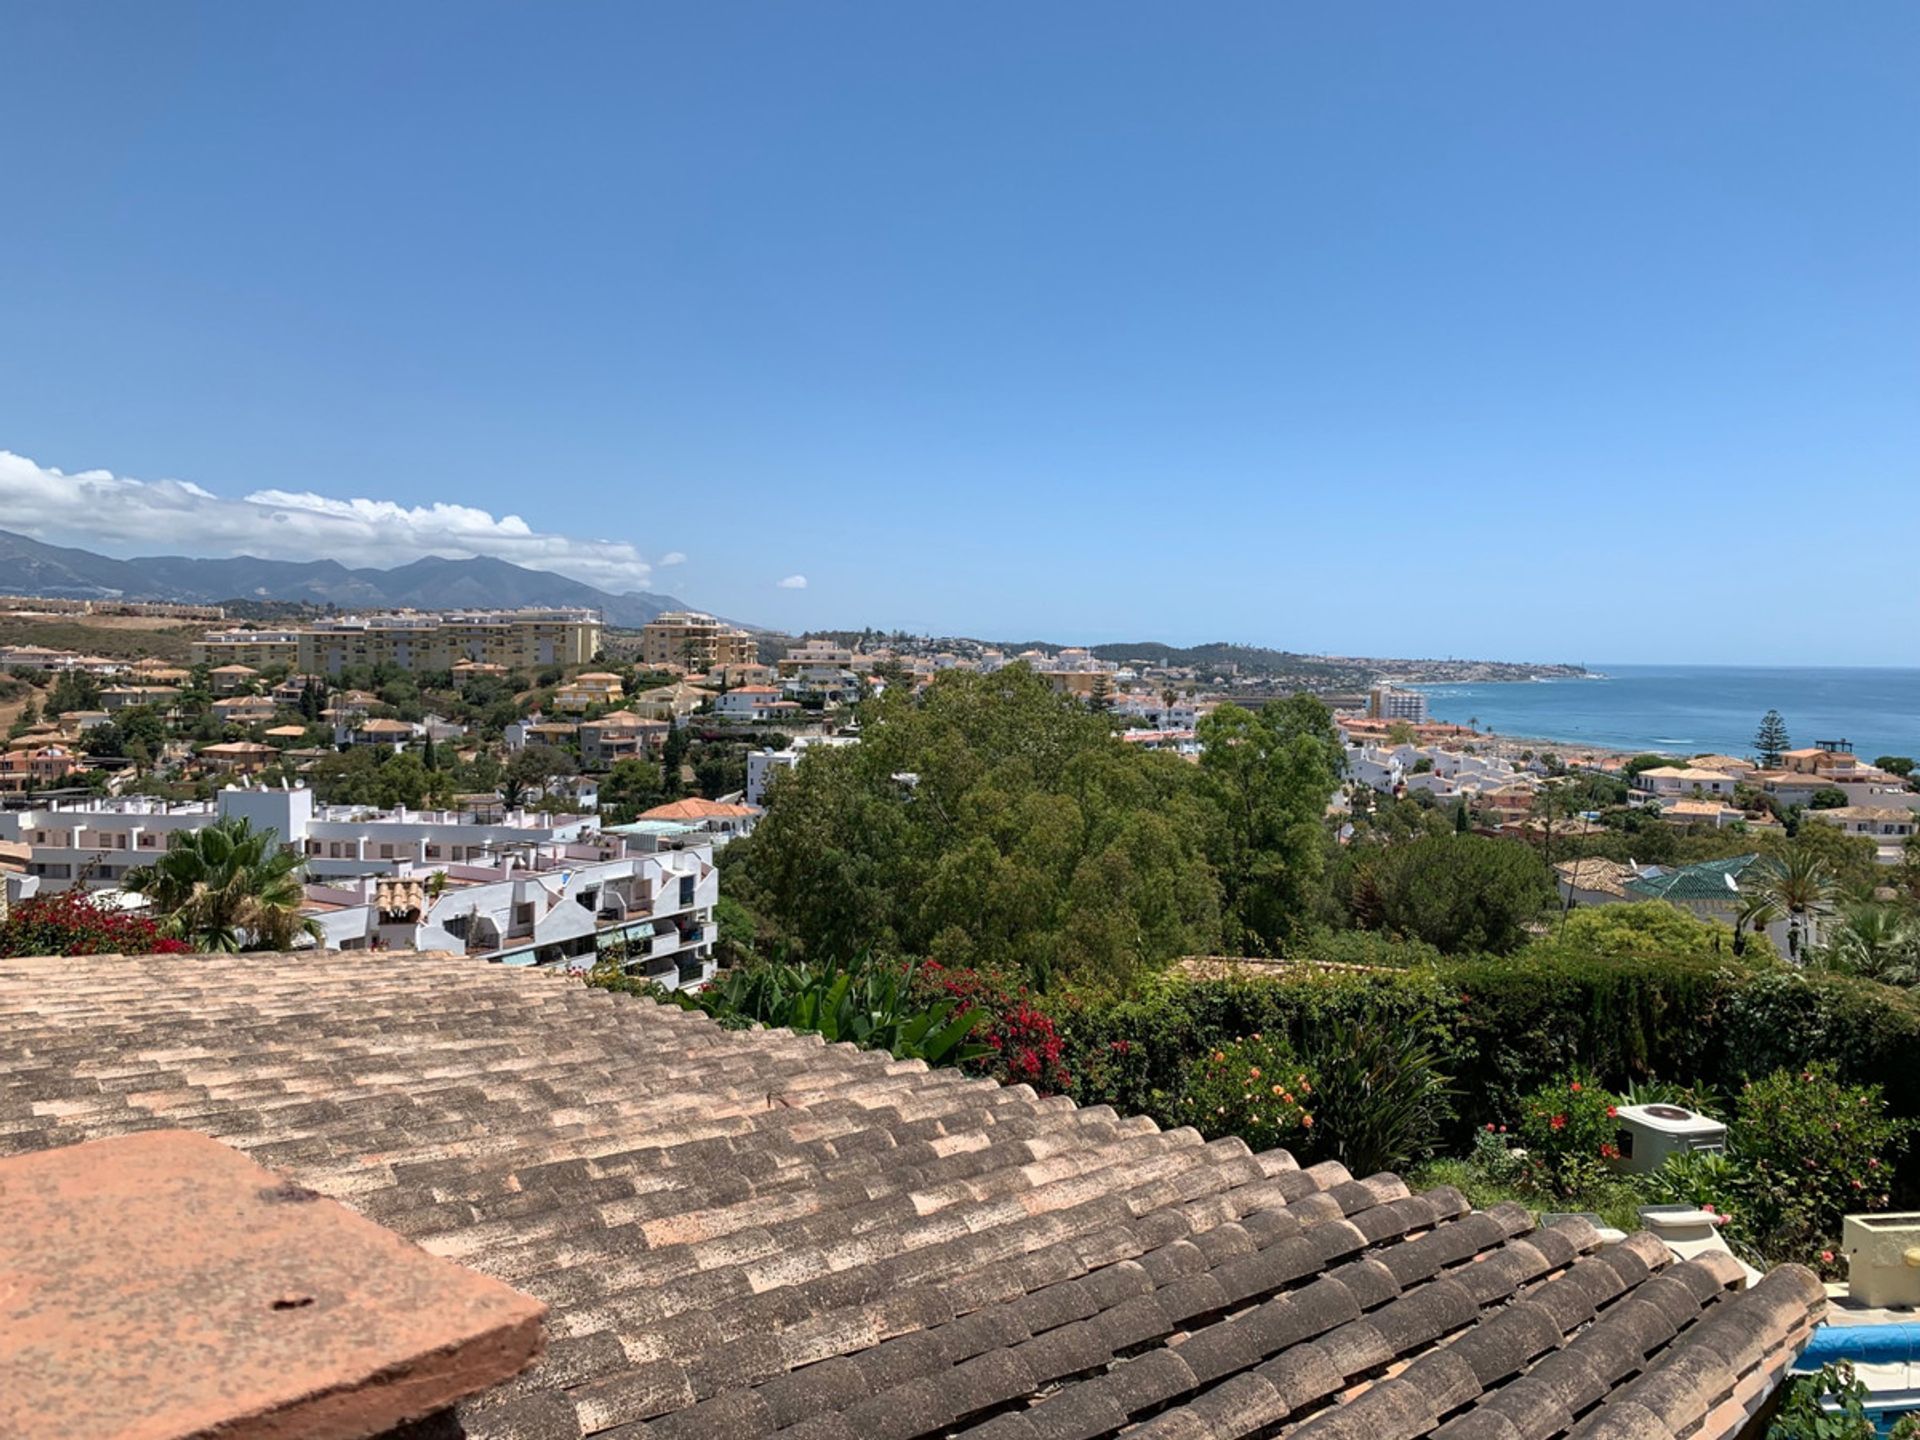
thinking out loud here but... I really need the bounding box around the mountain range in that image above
[0,529,693,628]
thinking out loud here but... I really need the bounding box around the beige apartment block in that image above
[189,631,302,669]
[638,611,757,670]
[192,610,602,676]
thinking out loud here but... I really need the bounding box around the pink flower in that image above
[1702,1204,1716,1214]
[1821,1250,1835,1264]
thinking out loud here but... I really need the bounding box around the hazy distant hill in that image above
[0,529,691,627]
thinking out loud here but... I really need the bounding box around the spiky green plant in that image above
[123,817,321,953]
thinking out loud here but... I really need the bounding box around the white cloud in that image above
[776,574,808,589]
[658,551,687,567]
[0,450,675,593]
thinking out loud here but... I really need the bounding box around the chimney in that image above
[0,1130,546,1439]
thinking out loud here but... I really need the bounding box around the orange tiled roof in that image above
[0,951,1826,1440]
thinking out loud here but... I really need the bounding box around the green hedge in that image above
[1054,952,1920,1195]
[1055,967,1457,1122]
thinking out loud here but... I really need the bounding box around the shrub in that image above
[1056,965,1458,1121]
[596,953,990,1067]
[1442,947,1738,1131]
[1644,1150,1749,1245]
[915,961,1071,1094]
[1175,1033,1314,1155]
[0,889,191,958]
[1514,1072,1622,1198]
[1361,834,1557,954]
[1767,1362,1877,1440]
[1296,1013,1455,1176]
[1730,1064,1907,1265]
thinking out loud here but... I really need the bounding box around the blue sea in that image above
[1415,665,1920,761]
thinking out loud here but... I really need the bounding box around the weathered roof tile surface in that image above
[0,951,1822,1440]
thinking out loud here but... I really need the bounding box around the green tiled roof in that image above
[1625,853,1759,901]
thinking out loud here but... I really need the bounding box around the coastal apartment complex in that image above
[638,610,757,670]
[191,608,603,675]
[1367,684,1430,723]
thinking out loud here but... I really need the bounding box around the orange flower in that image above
[1301,1114,1314,1128]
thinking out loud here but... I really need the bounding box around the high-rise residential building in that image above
[1367,685,1429,723]
[191,609,602,675]
[638,611,758,670]
[187,630,304,669]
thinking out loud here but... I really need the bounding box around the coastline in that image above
[1409,665,1920,761]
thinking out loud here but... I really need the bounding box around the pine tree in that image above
[1753,709,1791,768]
[422,731,439,772]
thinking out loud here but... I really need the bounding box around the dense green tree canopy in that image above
[1197,694,1346,953]
[728,666,1265,988]
[1525,901,1774,965]
[1355,833,1557,955]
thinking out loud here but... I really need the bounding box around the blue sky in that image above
[2,4,1915,663]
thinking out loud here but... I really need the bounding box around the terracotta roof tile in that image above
[0,951,1820,1440]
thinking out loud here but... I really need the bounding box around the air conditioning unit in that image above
[1842,1213,1920,1308]
[1611,1103,1727,1175]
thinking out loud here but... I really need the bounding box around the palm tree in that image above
[1747,844,1839,961]
[124,817,321,953]
[1814,904,1920,987]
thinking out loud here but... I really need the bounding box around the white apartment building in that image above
[1119,729,1202,757]
[0,788,610,891]
[1802,805,1919,864]
[715,687,797,721]
[302,840,719,987]
[1632,767,1740,800]
[0,796,219,889]
[1114,694,1198,730]
[1367,686,1429,724]
[746,734,860,806]
[777,640,855,675]
[781,667,862,705]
